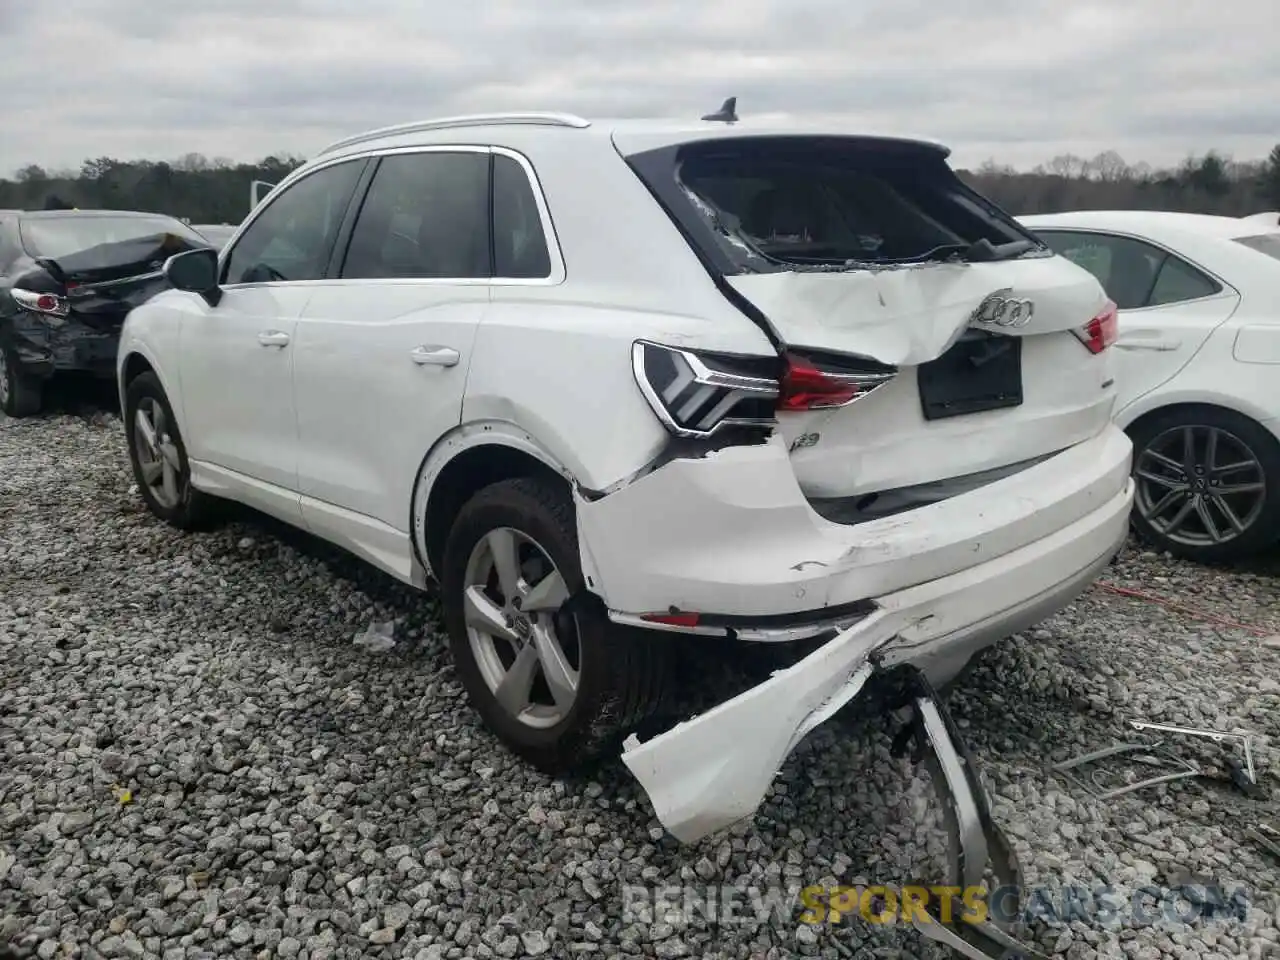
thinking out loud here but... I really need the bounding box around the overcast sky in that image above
[2,0,1275,176]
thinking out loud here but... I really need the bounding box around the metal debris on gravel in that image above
[2,403,1278,960]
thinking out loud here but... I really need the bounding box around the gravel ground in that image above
[2,398,1279,960]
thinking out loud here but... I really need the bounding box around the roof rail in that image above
[318,112,592,156]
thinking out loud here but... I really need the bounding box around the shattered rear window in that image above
[643,137,1040,272]
[1234,233,1280,263]
[19,216,206,261]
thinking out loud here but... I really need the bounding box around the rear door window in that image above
[492,154,551,279]
[339,151,490,280]
[1039,230,1220,309]
[1147,255,1221,306]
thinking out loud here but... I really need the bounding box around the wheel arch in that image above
[117,346,184,432]
[1121,396,1280,446]
[411,421,577,580]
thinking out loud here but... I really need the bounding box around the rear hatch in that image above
[619,131,1119,521]
[16,216,211,330]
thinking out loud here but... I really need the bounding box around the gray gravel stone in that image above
[1,405,1277,960]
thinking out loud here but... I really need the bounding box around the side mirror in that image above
[164,248,222,306]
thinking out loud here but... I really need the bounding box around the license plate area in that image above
[918,332,1023,421]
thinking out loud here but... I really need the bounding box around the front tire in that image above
[440,476,669,774]
[124,372,217,529]
[1129,406,1280,563]
[0,342,43,417]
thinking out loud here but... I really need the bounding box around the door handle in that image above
[258,330,290,348]
[410,345,460,367]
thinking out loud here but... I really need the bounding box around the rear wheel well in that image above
[422,444,570,575]
[1124,401,1263,442]
[121,353,155,387]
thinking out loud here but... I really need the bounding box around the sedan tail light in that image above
[1072,300,1119,354]
[12,288,70,319]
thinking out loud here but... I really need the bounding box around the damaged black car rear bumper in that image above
[4,310,120,378]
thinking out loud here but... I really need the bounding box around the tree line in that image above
[962,147,1280,219]
[0,154,307,225]
[2,146,1279,224]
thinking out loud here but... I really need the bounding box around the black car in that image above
[0,209,213,417]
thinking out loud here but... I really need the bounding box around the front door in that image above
[178,156,367,521]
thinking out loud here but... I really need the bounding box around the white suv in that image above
[118,109,1134,845]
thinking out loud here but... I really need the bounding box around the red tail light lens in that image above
[777,353,896,412]
[1073,300,1118,354]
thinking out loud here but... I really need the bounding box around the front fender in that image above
[116,330,185,437]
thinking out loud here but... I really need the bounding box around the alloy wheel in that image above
[0,357,10,406]
[463,527,580,729]
[134,397,186,509]
[1134,423,1267,548]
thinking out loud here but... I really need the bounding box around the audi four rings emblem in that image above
[970,290,1035,328]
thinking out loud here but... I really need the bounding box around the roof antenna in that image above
[701,97,738,123]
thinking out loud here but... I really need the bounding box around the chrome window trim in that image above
[221,143,565,289]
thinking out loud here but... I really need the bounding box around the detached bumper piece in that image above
[624,657,1048,960]
[878,666,1050,960]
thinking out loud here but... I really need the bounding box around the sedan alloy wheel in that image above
[1134,422,1268,552]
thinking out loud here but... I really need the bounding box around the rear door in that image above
[291,147,492,572]
[620,134,1117,505]
[1034,228,1240,415]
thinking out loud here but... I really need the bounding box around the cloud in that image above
[1,0,1275,175]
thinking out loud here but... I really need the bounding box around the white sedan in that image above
[1020,210,1280,562]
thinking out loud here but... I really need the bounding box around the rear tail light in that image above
[778,352,896,411]
[12,288,70,319]
[1072,300,1118,354]
[633,341,901,436]
[632,340,779,438]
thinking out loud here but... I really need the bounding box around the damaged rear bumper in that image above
[621,474,1131,842]
[577,425,1132,628]
[5,313,120,377]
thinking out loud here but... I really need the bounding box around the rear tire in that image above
[440,476,669,774]
[124,372,218,530]
[1129,406,1280,563]
[0,342,43,417]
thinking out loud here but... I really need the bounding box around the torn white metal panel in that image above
[727,256,1107,366]
[619,473,1133,844]
[621,618,891,843]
